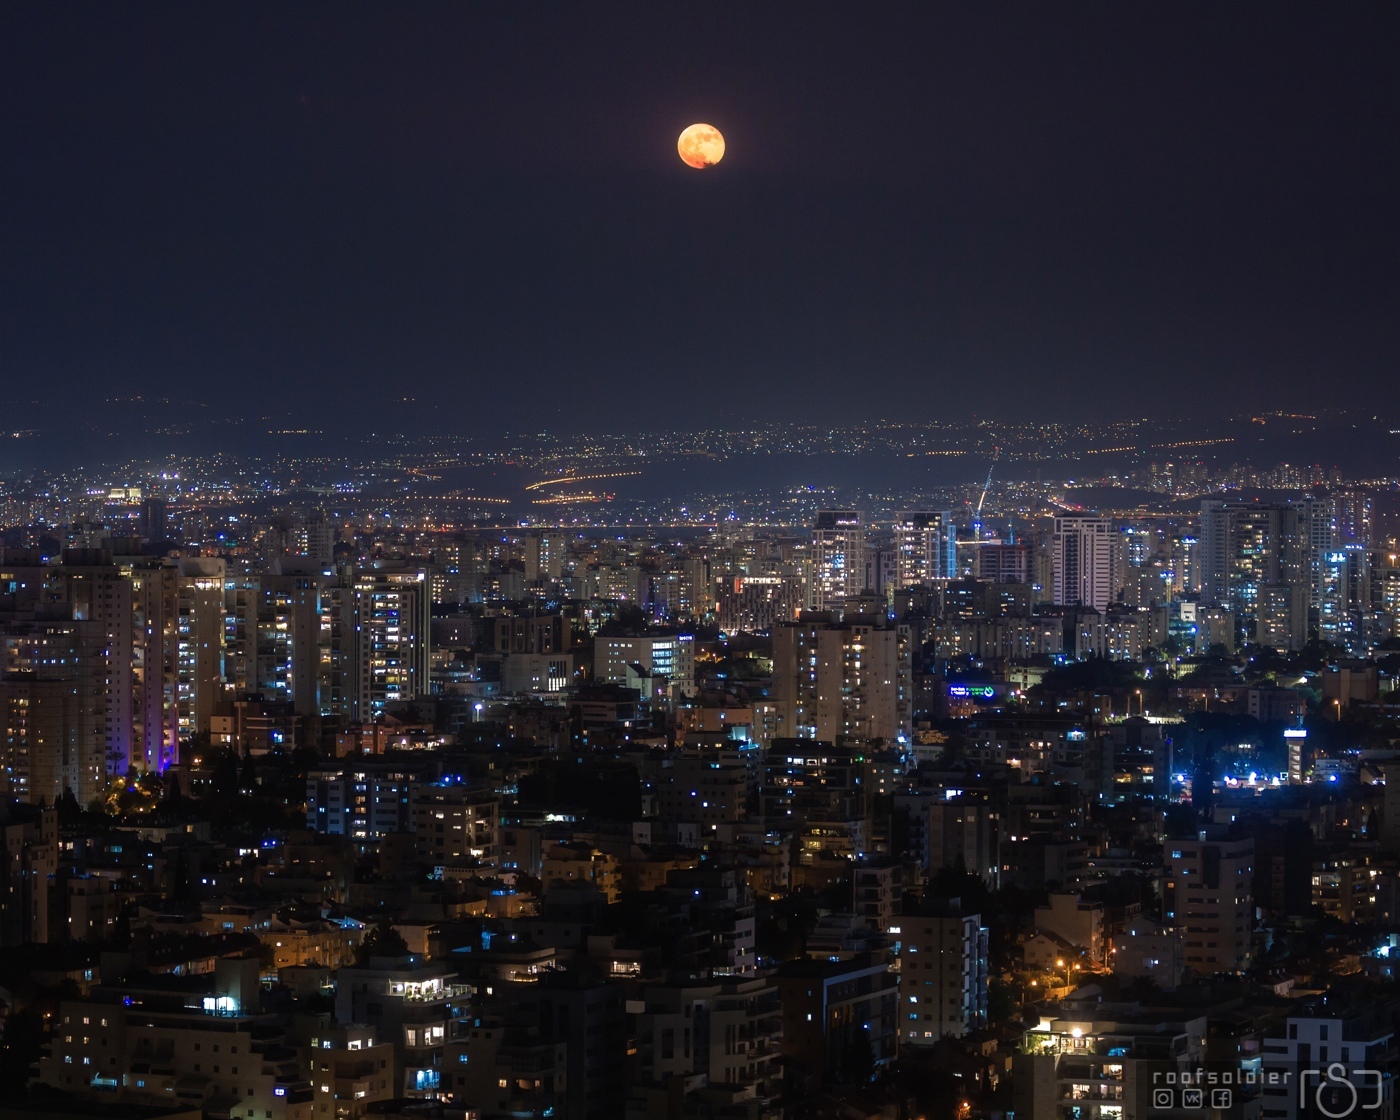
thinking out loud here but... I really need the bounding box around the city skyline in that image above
[4,9,1400,1120]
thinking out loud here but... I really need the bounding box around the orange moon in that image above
[677,123,725,169]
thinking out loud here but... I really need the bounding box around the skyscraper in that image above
[525,531,566,583]
[260,560,331,717]
[1052,516,1114,612]
[55,551,136,776]
[1199,501,1305,626]
[303,509,336,566]
[128,559,180,773]
[1255,582,1307,651]
[1332,489,1375,548]
[811,510,867,609]
[0,619,109,804]
[976,542,1031,584]
[176,557,226,738]
[351,566,431,722]
[893,510,958,587]
[1299,496,1334,618]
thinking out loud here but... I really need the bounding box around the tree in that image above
[161,772,186,811]
[988,975,1018,1021]
[57,786,82,824]
[211,749,239,798]
[0,1009,43,1102]
[598,603,647,635]
[356,920,410,964]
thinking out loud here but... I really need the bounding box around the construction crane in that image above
[973,464,994,539]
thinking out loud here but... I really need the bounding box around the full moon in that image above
[677,123,725,169]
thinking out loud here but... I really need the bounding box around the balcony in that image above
[1062,1086,1124,1102]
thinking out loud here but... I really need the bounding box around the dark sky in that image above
[2,3,1399,434]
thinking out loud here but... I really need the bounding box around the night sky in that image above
[2,4,1399,434]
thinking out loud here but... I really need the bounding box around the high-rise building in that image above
[1255,581,1307,651]
[811,510,867,609]
[1052,516,1114,612]
[681,554,715,616]
[524,532,566,582]
[176,557,226,737]
[127,558,181,772]
[1318,546,1389,653]
[976,542,1031,584]
[863,546,897,597]
[226,561,348,721]
[351,567,431,722]
[1168,534,1200,595]
[1299,496,1334,616]
[718,573,797,633]
[139,496,167,542]
[504,972,629,1120]
[771,615,912,743]
[260,561,333,716]
[650,754,749,827]
[2,550,137,777]
[1199,501,1305,621]
[1333,489,1375,548]
[410,785,500,868]
[306,764,425,841]
[776,956,899,1082]
[39,959,315,1112]
[1164,829,1253,974]
[1379,555,1400,639]
[762,742,867,855]
[895,898,988,1045]
[305,1024,396,1120]
[333,956,467,1098]
[1014,1010,1207,1120]
[304,508,336,565]
[0,619,110,804]
[852,862,904,931]
[491,613,570,655]
[922,793,1001,888]
[893,511,957,587]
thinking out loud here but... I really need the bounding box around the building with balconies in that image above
[298,1021,395,1120]
[332,956,469,1099]
[36,957,316,1120]
[410,785,500,870]
[445,1017,566,1120]
[628,974,782,1117]
[1014,1010,1210,1120]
